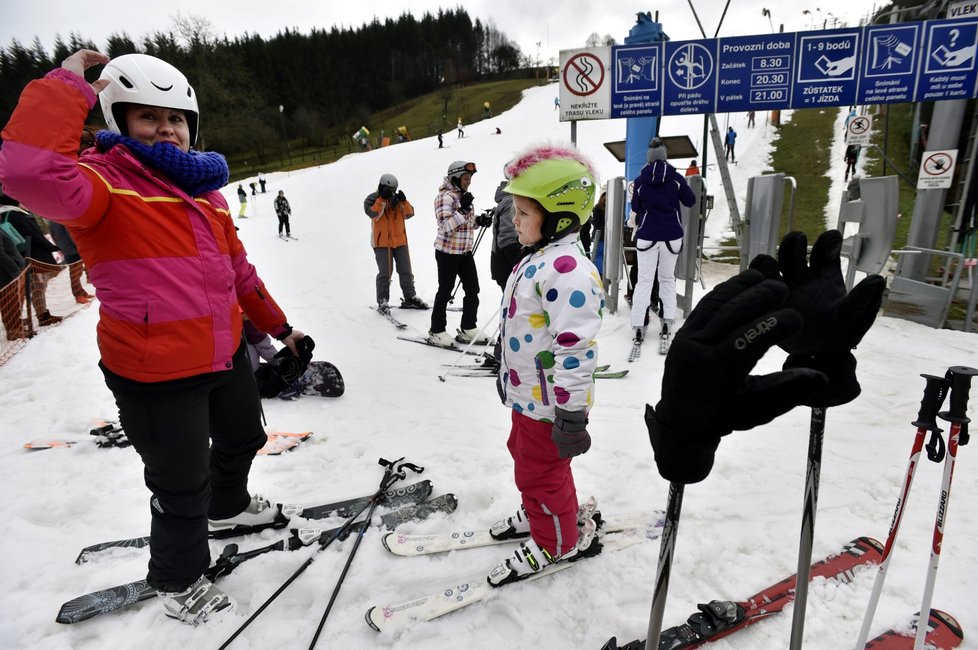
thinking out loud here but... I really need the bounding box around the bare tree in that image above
[171,13,215,49]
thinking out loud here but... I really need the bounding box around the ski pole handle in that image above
[912,374,951,432]
[941,366,978,425]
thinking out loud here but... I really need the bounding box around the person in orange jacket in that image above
[363,173,428,314]
[0,49,310,625]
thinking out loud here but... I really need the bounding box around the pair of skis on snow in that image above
[601,536,962,649]
[629,330,670,363]
[446,362,629,380]
[25,425,312,456]
[57,478,453,622]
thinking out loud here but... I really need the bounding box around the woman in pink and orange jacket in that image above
[0,49,309,625]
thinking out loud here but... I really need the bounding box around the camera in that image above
[475,208,494,228]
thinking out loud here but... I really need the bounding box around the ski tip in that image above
[380,532,395,553]
[24,440,76,450]
[929,609,963,640]
[364,606,382,632]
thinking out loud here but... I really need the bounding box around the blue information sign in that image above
[584,17,978,120]
[858,23,922,104]
[715,33,795,113]
[662,38,718,115]
[610,44,663,118]
[793,28,861,107]
[916,17,978,101]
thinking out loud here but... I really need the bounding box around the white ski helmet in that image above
[98,54,200,146]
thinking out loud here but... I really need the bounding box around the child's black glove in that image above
[475,210,494,228]
[646,270,827,483]
[459,192,474,212]
[552,408,591,458]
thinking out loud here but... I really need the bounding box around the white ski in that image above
[627,342,643,363]
[381,512,662,557]
[365,525,663,632]
[659,332,671,355]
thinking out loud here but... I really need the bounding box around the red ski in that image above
[603,536,884,649]
[864,609,963,649]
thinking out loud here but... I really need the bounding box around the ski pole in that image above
[308,486,385,649]
[855,373,950,649]
[218,457,423,650]
[438,304,502,382]
[913,366,977,650]
[788,406,826,650]
[645,480,685,650]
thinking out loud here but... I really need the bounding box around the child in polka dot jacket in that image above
[488,144,607,587]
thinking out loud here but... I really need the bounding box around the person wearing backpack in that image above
[0,226,27,340]
[0,195,64,326]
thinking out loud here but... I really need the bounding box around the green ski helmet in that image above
[503,144,597,242]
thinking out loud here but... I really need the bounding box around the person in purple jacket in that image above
[629,138,695,349]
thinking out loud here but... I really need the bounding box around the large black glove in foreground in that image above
[647,270,828,483]
[775,230,885,407]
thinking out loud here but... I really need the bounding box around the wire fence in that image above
[0,258,94,366]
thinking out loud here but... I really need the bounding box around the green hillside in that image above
[227,78,543,181]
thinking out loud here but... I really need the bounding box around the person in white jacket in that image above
[486,143,606,587]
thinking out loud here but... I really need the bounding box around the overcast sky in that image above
[4,1,877,65]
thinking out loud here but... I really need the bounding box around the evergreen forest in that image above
[0,9,528,162]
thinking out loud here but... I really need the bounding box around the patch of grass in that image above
[227,78,542,181]
[861,103,920,251]
[766,108,837,239]
[715,107,838,264]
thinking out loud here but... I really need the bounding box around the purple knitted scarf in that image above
[95,131,229,197]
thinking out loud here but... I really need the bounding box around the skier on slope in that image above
[486,143,606,586]
[363,173,428,314]
[0,49,311,626]
[428,160,487,346]
[629,137,695,351]
[273,190,292,238]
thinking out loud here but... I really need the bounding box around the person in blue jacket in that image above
[629,138,695,347]
[725,126,737,162]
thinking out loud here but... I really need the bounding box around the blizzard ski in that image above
[397,334,484,356]
[365,524,664,632]
[371,305,407,329]
[864,609,962,649]
[74,479,433,563]
[57,494,457,624]
[382,511,663,557]
[600,536,884,650]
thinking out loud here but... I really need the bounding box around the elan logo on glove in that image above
[734,316,779,350]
